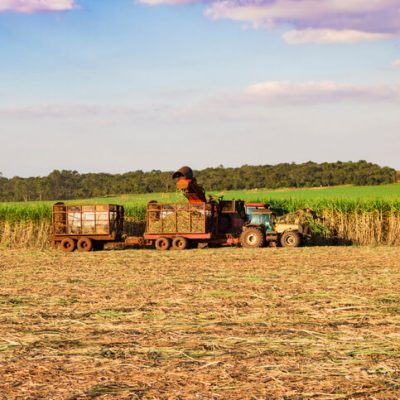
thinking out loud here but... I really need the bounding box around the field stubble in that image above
[0,247,400,399]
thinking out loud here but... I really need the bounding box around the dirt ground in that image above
[0,247,400,400]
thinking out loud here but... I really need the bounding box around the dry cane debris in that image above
[0,247,400,399]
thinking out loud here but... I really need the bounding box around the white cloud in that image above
[205,0,398,26]
[137,0,400,44]
[203,0,400,43]
[2,82,399,122]
[0,0,75,13]
[283,28,393,44]
[137,0,195,4]
[392,59,400,68]
[245,81,400,104]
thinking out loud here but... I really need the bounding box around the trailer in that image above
[144,201,216,250]
[50,203,126,252]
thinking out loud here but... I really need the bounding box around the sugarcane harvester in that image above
[143,166,305,250]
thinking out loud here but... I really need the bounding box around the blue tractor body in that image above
[245,203,274,232]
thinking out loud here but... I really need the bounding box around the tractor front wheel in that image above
[280,231,301,248]
[240,228,265,248]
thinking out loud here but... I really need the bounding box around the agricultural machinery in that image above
[240,202,304,248]
[50,166,307,252]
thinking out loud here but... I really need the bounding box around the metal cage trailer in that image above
[50,203,126,252]
[143,200,247,250]
[143,201,217,250]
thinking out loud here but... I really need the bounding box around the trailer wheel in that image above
[240,227,265,248]
[155,237,171,251]
[60,238,76,252]
[77,237,93,252]
[280,231,301,248]
[172,236,189,250]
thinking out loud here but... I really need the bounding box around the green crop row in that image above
[1,193,399,223]
[0,203,52,223]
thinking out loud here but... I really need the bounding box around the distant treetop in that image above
[0,161,396,202]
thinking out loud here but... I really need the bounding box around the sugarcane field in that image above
[1,164,400,399]
[2,0,400,398]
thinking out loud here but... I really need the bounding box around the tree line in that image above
[0,161,396,202]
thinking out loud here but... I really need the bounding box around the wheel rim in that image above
[285,235,296,246]
[247,234,257,244]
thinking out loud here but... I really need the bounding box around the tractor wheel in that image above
[77,237,93,252]
[155,237,171,251]
[60,238,76,253]
[172,236,189,250]
[280,231,301,248]
[240,228,265,248]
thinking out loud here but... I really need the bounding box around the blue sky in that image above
[0,0,399,177]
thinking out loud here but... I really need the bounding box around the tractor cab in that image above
[244,203,274,232]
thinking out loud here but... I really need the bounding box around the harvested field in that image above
[1,247,400,399]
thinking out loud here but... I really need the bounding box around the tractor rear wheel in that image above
[60,238,76,253]
[240,227,265,248]
[155,237,171,251]
[77,237,93,252]
[280,231,301,247]
[172,236,189,250]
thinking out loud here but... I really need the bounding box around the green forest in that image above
[0,161,396,202]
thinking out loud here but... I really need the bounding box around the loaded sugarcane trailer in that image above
[143,200,243,250]
[50,203,144,252]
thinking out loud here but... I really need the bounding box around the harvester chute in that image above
[172,166,207,204]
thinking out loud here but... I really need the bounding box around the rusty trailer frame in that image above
[49,203,126,251]
[143,202,215,240]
